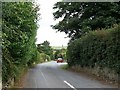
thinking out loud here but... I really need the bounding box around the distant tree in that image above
[52,2,120,40]
[54,50,61,59]
[37,41,53,60]
[61,48,67,59]
[42,40,50,46]
[54,48,67,59]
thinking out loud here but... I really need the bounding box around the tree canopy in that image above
[37,41,53,60]
[52,2,120,40]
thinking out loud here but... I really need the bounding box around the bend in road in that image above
[23,61,117,89]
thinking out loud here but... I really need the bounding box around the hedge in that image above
[2,2,39,86]
[67,24,120,74]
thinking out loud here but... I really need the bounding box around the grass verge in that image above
[68,65,119,87]
[60,64,69,69]
[13,67,28,88]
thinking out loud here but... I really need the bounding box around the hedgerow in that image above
[67,24,120,74]
[2,2,40,86]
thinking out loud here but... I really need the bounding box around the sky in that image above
[35,0,70,46]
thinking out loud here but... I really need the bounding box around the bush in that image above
[67,24,120,74]
[35,52,51,63]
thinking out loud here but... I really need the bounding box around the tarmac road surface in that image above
[23,61,117,89]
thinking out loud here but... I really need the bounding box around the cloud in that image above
[35,0,70,46]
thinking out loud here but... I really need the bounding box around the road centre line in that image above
[34,78,38,88]
[64,80,77,90]
[39,69,49,87]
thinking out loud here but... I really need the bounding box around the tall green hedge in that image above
[2,2,39,85]
[67,24,120,74]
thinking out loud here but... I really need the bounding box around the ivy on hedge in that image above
[67,24,120,74]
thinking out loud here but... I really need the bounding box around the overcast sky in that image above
[35,0,70,46]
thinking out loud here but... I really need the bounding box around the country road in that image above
[23,61,117,89]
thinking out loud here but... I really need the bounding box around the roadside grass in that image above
[13,67,29,88]
[13,61,44,88]
[68,65,118,87]
[60,64,69,69]
[61,64,118,87]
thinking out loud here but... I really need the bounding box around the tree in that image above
[53,48,67,60]
[54,49,61,59]
[52,2,120,40]
[37,41,53,60]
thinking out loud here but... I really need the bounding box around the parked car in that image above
[57,58,64,63]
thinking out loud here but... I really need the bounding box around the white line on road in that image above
[34,78,38,88]
[40,70,49,88]
[64,80,77,90]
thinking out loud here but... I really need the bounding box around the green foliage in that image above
[53,48,67,60]
[52,2,120,40]
[54,49,61,59]
[40,53,51,62]
[61,48,67,60]
[36,52,51,63]
[37,40,53,60]
[67,24,120,73]
[2,2,39,85]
